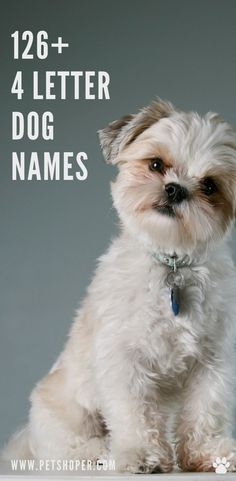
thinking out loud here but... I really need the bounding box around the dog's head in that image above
[99,99,236,254]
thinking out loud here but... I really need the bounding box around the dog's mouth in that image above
[154,205,176,217]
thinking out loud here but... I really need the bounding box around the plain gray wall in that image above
[1,0,236,446]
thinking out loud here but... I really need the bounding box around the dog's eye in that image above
[149,158,164,173]
[200,177,218,196]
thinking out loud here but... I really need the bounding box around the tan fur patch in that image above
[117,151,170,214]
[124,99,173,146]
[196,170,235,232]
[177,442,215,472]
[178,454,215,472]
[99,99,173,164]
[117,140,173,168]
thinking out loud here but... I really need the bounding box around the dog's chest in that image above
[146,316,199,381]
[129,267,207,381]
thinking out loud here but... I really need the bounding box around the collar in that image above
[152,252,192,269]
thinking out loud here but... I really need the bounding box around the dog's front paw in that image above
[69,436,108,462]
[114,443,174,474]
[177,438,236,472]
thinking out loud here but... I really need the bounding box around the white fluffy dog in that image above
[3,99,236,473]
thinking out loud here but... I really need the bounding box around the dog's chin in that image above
[155,205,176,218]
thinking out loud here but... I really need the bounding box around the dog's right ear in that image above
[98,114,134,164]
[98,99,174,164]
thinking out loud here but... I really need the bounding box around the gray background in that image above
[1,0,236,447]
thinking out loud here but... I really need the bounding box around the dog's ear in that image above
[98,114,134,164]
[98,98,174,164]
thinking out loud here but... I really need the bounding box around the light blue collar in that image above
[152,252,192,269]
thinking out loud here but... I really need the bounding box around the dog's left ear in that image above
[98,98,174,164]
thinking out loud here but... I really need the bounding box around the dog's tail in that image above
[1,425,33,460]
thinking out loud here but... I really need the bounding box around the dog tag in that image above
[170,286,180,316]
[166,270,184,288]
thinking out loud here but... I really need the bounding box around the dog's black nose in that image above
[165,183,188,204]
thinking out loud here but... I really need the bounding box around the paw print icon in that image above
[213,457,230,474]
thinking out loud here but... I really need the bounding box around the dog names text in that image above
[10,30,111,181]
